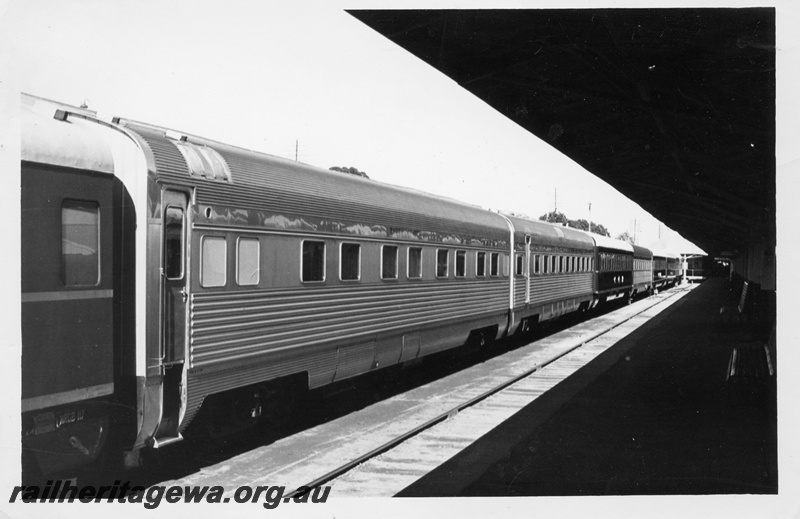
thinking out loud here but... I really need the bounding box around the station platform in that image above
[398,277,778,496]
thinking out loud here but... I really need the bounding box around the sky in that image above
[0,0,711,249]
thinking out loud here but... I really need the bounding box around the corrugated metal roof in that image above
[504,214,594,251]
[124,121,511,245]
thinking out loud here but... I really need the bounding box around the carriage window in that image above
[162,206,185,280]
[436,249,449,278]
[515,254,524,276]
[408,247,422,279]
[237,237,260,286]
[533,254,540,275]
[490,252,499,277]
[62,200,100,286]
[455,250,466,278]
[476,252,486,277]
[302,240,325,282]
[201,236,226,287]
[503,254,510,276]
[382,245,398,280]
[340,243,361,281]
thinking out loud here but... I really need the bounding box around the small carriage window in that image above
[476,252,486,277]
[455,250,466,278]
[201,236,226,287]
[408,247,422,279]
[341,243,361,281]
[533,254,540,275]
[515,254,523,276]
[237,237,260,286]
[62,200,100,286]
[490,252,499,277]
[382,245,398,280]
[436,249,449,278]
[163,206,184,280]
[302,240,325,282]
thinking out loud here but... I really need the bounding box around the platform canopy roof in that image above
[348,8,775,257]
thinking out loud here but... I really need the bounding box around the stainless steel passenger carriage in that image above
[123,119,514,449]
[503,215,595,333]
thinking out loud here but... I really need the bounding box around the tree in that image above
[539,211,610,237]
[616,231,635,244]
[590,223,610,237]
[329,166,369,179]
[538,210,568,225]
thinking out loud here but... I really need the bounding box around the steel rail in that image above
[285,286,687,498]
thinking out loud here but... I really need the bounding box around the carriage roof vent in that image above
[172,139,231,183]
[165,129,188,142]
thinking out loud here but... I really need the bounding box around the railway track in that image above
[160,284,693,497]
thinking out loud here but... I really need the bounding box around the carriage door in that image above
[156,189,189,445]
[524,235,531,304]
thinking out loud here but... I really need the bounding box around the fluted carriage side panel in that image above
[530,273,593,305]
[189,280,508,369]
[182,279,509,425]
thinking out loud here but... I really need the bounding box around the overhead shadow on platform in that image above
[398,278,777,496]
